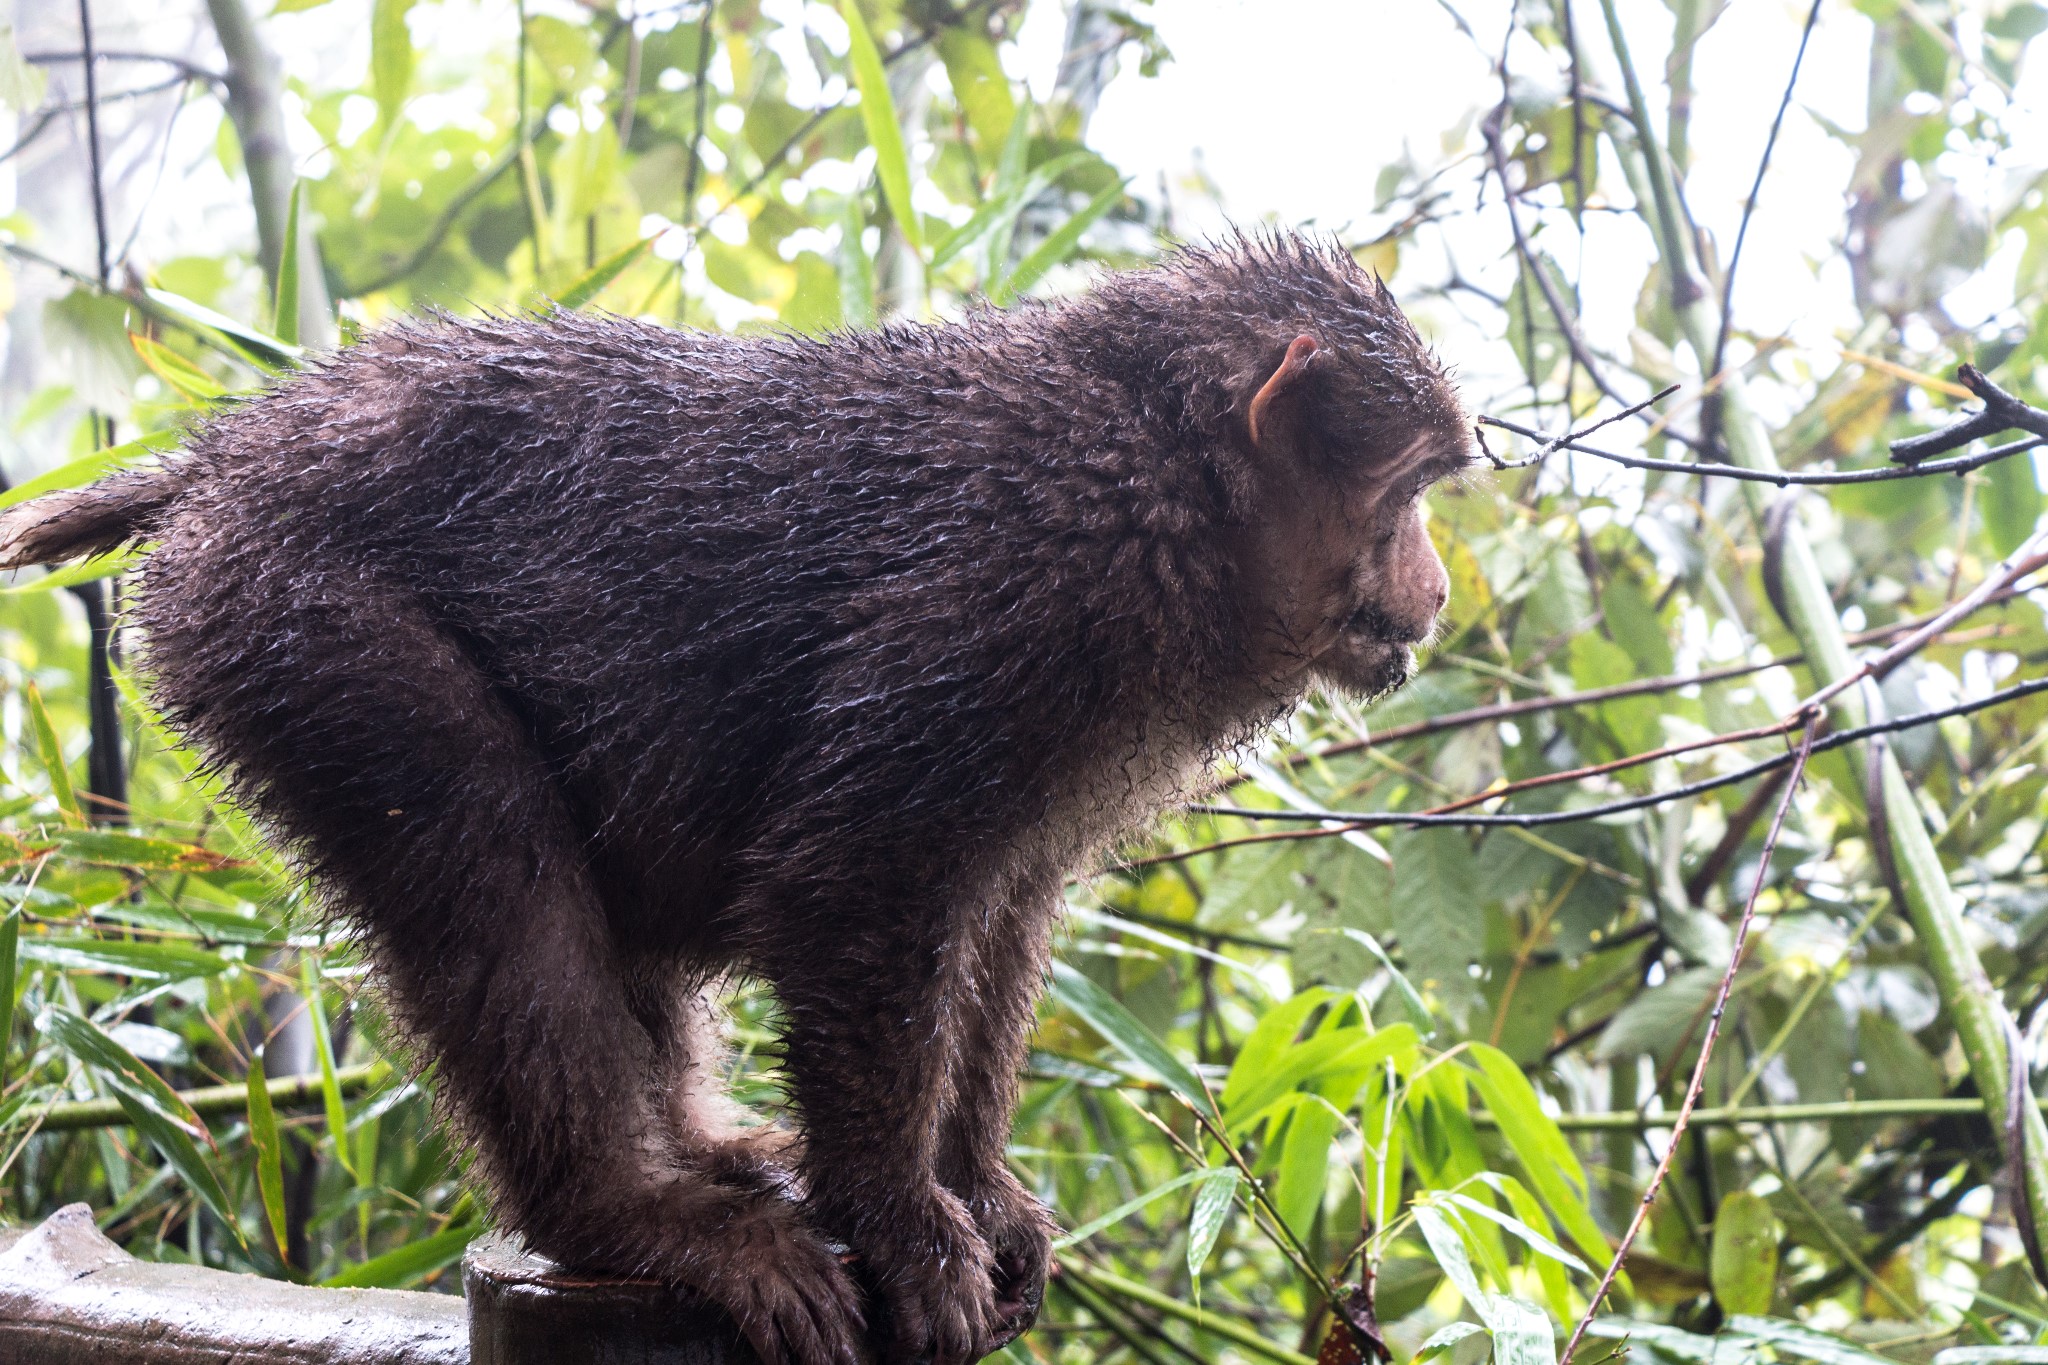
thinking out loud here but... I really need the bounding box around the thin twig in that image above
[1192,672,2048,830]
[1558,713,1818,1365]
[1481,411,2046,486]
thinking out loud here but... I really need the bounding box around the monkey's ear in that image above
[1247,335,1321,449]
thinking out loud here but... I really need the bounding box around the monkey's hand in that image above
[964,1170,1054,1347]
[844,1183,1002,1365]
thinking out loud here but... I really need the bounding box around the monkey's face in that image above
[1239,333,1470,705]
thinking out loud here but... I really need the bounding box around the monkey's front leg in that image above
[935,891,1059,1347]
[760,920,1005,1365]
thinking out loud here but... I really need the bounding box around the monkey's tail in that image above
[0,473,177,571]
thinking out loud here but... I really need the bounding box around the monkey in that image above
[0,233,1469,1365]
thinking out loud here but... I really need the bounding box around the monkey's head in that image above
[1133,235,1473,704]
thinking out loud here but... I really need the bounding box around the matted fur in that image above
[4,233,1467,1364]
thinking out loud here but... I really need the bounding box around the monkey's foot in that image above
[839,1185,1002,1365]
[530,1182,866,1365]
[964,1173,1054,1346]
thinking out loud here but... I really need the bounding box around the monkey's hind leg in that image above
[146,589,862,1365]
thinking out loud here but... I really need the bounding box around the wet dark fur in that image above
[5,236,1465,1364]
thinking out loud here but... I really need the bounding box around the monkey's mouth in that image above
[1315,613,1421,704]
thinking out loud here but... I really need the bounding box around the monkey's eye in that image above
[1400,452,1478,499]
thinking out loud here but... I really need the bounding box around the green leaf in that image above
[1416,1321,1488,1362]
[0,430,176,512]
[1583,1319,1720,1362]
[0,548,144,595]
[1048,960,1215,1117]
[989,178,1127,305]
[1220,986,1335,1113]
[1050,1168,1207,1249]
[931,155,1091,271]
[1443,1190,1590,1273]
[129,333,224,403]
[838,198,877,330]
[371,0,416,132]
[1390,829,1484,1027]
[0,906,17,1083]
[93,901,282,947]
[53,829,245,874]
[935,29,1015,152]
[840,0,920,256]
[25,682,81,825]
[19,936,230,979]
[247,1050,290,1257]
[1225,1023,1418,1134]
[1481,1174,1575,1320]
[1413,1201,1490,1320]
[1185,1167,1239,1278]
[1271,1094,1340,1238]
[1984,443,2043,556]
[142,288,301,371]
[271,180,302,346]
[557,235,657,311]
[303,955,355,1177]
[1488,1295,1559,1365]
[322,1221,478,1288]
[1711,1191,1779,1317]
[1465,1044,1614,1276]
[1729,1317,1900,1365]
[1340,928,1436,1037]
[40,1006,242,1241]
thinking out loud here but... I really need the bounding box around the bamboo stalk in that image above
[1593,0,2048,1268]
[22,1062,387,1132]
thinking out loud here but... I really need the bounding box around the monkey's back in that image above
[130,310,1248,949]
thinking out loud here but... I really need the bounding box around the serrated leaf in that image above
[1390,830,1484,1026]
[1048,960,1214,1117]
[1186,1167,1238,1277]
[840,0,919,257]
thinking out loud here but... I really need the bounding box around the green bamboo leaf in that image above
[1339,928,1435,1036]
[323,1221,478,1288]
[1934,1350,2048,1364]
[0,548,144,594]
[838,198,877,329]
[1729,1317,1899,1365]
[0,430,176,512]
[1465,1043,1613,1273]
[839,0,920,256]
[989,178,1126,306]
[934,28,1014,152]
[1412,1202,1490,1321]
[142,288,301,371]
[1185,1167,1239,1278]
[1048,960,1214,1117]
[1416,1321,1487,1363]
[1050,1168,1207,1250]
[371,0,416,131]
[0,906,17,1084]
[271,180,302,346]
[1475,1173,1574,1320]
[302,955,356,1177]
[1442,1190,1590,1273]
[246,1049,290,1257]
[24,682,82,825]
[1220,987,1336,1113]
[1711,1191,1779,1317]
[129,333,224,403]
[557,234,657,310]
[1583,1319,1719,1361]
[53,829,246,874]
[1488,1295,1559,1365]
[1225,1024,1418,1135]
[930,152,1089,271]
[19,936,229,979]
[1270,1094,1339,1238]
[40,1006,242,1241]
[93,901,282,947]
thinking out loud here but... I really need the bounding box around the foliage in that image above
[7,2,2048,1364]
